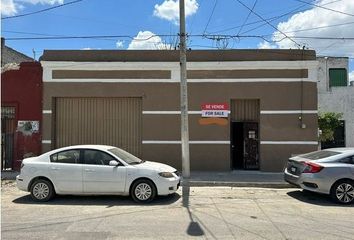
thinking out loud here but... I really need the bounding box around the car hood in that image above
[134,161,176,172]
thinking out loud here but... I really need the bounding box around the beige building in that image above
[40,49,319,172]
[317,57,354,148]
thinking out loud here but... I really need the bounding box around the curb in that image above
[183,180,295,188]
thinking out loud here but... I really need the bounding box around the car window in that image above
[84,150,116,165]
[300,150,341,160]
[108,147,143,165]
[338,156,354,164]
[50,150,80,164]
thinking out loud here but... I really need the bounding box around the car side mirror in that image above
[109,160,120,167]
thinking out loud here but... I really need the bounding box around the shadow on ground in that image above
[182,184,205,237]
[287,190,353,207]
[12,193,180,207]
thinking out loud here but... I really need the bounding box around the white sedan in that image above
[16,145,181,203]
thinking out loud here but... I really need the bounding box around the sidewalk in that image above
[1,170,291,188]
[185,170,291,188]
[1,171,19,180]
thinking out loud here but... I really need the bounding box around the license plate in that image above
[291,166,297,173]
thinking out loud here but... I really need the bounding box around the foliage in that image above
[318,112,343,142]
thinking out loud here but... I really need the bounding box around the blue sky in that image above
[1,0,354,77]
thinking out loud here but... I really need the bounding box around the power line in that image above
[240,0,343,35]
[209,4,306,34]
[4,35,168,41]
[233,0,302,48]
[207,1,307,33]
[210,0,341,35]
[203,0,218,34]
[292,0,354,17]
[1,0,84,20]
[2,30,119,42]
[4,34,354,41]
[278,21,354,35]
[240,5,307,35]
[290,36,354,40]
[3,30,68,37]
[237,0,258,35]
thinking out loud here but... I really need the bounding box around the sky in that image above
[1,0,354,80]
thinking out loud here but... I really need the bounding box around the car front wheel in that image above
[131,179,156,203]
[30,179,55,202]
[330,180,354,204]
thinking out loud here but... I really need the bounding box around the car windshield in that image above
[108,148,143,165]
[300,150,341,160]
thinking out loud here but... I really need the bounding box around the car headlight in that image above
[158,172,174,178]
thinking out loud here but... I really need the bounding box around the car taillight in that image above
[302,162,323,173]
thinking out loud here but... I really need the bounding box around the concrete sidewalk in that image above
[1,171,19,180]
[1,170,291,188]
[185,170,290,188]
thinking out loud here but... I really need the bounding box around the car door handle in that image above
[50,167,60,171]
[85,169,95,172]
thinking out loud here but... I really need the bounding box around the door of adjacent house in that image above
[1,106,16,170]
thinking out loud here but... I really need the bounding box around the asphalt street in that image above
[1,181,354,240]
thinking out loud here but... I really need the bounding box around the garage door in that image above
[55,97,142,156]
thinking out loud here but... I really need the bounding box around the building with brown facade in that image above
[40,49,319,172]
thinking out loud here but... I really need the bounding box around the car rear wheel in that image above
[30,179,54,202]
[131,179,156,203]
[330,180,354,204]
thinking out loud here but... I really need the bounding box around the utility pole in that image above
[179,0,190,178]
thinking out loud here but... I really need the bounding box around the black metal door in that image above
[1,107,16,170]
[243,122,259,170]
[231,122,244,169]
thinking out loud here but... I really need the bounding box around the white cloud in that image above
[128,31,172,50]
[116,40,124,49]
[1,0,18,16]
[18,0,63,4]
[1,0,63,16]
[81,47,101,50]
[349,71,354,83]
[259,0,354,57]
[257,41,276,49]
[153,0,198,24]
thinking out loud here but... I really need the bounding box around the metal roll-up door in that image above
[55,97,142,156]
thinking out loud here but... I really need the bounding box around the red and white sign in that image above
[201,103,229,118]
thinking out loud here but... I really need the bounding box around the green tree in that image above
[318,112,343,142]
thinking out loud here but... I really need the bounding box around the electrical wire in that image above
[4,34,354,41]
[203,0,218,34]
[237,0,258,35]
[233,0,302,48]
[240,0,343,35]
[2,30,120,42]
[211,0,342,35]
[209,4,306,34]
[277,21,354,35]
[1,0,84,20]
[292,0,354,17]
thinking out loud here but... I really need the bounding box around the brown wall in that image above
[142,144,230,171]
[41,49,316,62]
[260,144,317,171]
[43,82,317,110]
[42,79,318,171]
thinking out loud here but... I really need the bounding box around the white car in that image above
[16,145,181,203]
